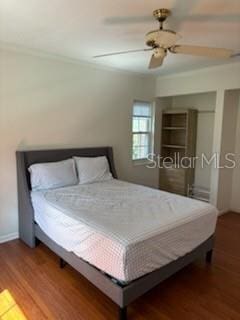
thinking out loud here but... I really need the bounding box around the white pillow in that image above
[74,156,113,184]
[29,159,78,191]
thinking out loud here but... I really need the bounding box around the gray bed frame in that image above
[16,147,214,320]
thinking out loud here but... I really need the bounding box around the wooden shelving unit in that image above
[159,109,198,196]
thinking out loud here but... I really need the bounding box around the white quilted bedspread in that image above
[32,179,218,282]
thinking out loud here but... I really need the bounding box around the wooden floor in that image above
[0,213,240,320]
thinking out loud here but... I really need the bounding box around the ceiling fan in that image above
[94,8,239,69]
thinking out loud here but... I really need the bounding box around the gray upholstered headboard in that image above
[16,147,117,248]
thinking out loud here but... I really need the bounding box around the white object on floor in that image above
[31,179,218,282]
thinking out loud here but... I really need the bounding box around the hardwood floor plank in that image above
[0,212,239,319]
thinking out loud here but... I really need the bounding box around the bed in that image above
[16,147,217,320]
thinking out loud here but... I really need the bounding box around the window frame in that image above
[131,100,155,163]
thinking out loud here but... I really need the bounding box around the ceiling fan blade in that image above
[170,45,233,59]
[174,14,240,23]
[104,15,153,25]
[149,55,164,69]
[231,52,240,58]
[93,48,152,58]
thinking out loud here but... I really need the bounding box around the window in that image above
[132,101,154,161]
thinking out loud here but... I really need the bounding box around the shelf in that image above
[162,109,189,114]
[162,144,186,149]
[163,127,186,130]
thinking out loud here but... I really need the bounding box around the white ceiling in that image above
[0,0,240,75]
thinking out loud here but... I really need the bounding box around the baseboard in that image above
[218,209,229,216]
[0,232,19,244]
[229,208,240,214]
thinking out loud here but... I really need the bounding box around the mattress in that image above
[31,179,218,282]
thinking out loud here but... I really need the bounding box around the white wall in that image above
[217,90,239,212]
[230,93,240,213]
[155,62,240,97]
[0,47,156,241]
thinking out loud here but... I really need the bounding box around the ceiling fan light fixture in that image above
[146,30,181,49]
